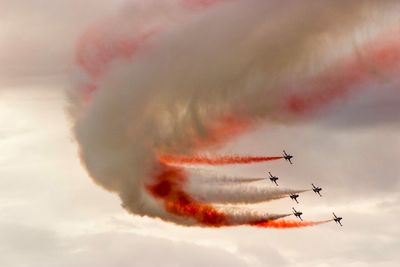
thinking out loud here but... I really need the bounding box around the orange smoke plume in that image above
[147,165,228,226]
[158,155,283,166]
[252,219,333,229]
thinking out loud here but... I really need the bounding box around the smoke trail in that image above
[146,165,228,226]
[284,32,400,116]
[186,183,309,204]
[146,164,292,226]
[187,170,267,184]
[69,0,400,227]
[223,209,291,226]
[252,219,333,229]
[195,177,265,184]
[159,155,283,166]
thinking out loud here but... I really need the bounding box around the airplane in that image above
[268,172,279,186]
[283,150,294,164]
[292,207,303,221]
[312,183,322,197]
[333,212,343,226]
[289,193,300,203]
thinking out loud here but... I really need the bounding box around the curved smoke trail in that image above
[68,0,400,228]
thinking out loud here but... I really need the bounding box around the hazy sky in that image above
[1,1,400,266]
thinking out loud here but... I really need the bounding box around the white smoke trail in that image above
[186,182,308,204]
[187,169,266,184]
[219,207,291,225]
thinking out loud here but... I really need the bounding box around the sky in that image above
[1,1,400,266]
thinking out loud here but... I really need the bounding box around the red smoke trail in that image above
[76,0,230,78]
[159,155,283,166]
[81,83,97,103]
[76,25,157,79]
[75,23,158,102]
[148,151,319,226]
[147,165,228,226]
[75,1,229,104]
[252,219,332,229]
[285,32,400,115]
[148,164,326,229]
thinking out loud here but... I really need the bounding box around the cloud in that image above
[0,223,60,267]
[0,223,253,267]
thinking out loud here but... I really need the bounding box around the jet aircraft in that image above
[292,207,303,221]
[283,150,294,164]
[312,183,322,197]
[290,193,300,203]
[333,212,343,226]
[268,172,279,186]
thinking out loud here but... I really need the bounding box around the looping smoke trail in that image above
[70,0,400,228]
[159,155,283,166]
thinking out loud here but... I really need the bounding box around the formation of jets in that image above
[266,150,343,226]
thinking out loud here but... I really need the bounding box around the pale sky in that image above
[1,1,400,267]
